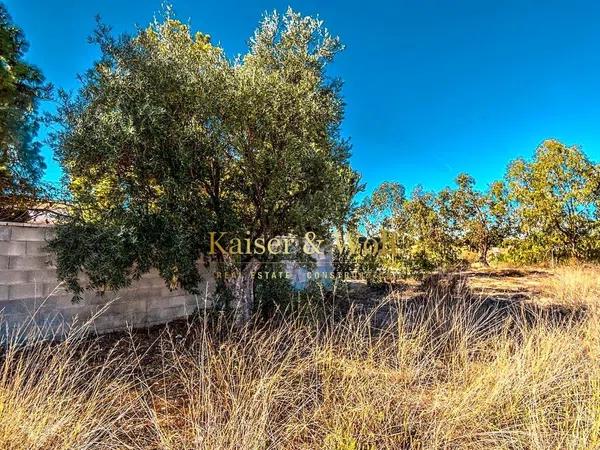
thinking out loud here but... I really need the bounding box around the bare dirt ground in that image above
[341,266,591,330]
[465,267,553,300]
[345,267,552,303]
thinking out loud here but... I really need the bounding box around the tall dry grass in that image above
[541,264,600,306]
[0,328,140,449]
[1,266,599,449]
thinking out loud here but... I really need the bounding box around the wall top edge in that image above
[0,222,56,229]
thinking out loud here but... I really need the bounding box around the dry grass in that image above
[540,264,600,306]
[1,265,600,449]
[0,329,140,449]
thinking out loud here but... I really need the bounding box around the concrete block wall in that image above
[0,222,214,340]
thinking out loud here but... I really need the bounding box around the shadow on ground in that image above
[345,271,589,340]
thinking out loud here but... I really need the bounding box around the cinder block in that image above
[0,241,26,256]
[26,241,50,256]
[153,305,186,321]
[120,312,146,327]
[145,307,162,323]
[78,305,106,322]
[33,312,70,331]
[167,287,188,296]
[84,291,116,305]
[106,299,147,315]
[0,246,220,340]
[130,311,149,326]
[184,296,205,311]
[33,270,58,284]
[59,304,96,321]
[124,286,166,302]
[0,312,30,328]
[138,269,162,280]
[146,296,172,310]
[0,226,11,241]
[39,293,75,308]
[152,294,189,310]
[44,282,70,296]
[9,255,53,270]
[10,226,48,242]
[0,269,59,285]
[41,280,73,298]
[86,289,132,305]
[0,269,29,285]
[9,284,46,300]
[91,313,127,332]
[0,299,40,316]
[185,289,212,308]
[132,276,166,289]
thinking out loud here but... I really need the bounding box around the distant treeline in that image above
[353,139,600,270]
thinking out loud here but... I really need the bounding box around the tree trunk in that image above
[226,259,260,325]
[479,243,490,267]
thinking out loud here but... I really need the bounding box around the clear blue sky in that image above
[6,0,600,197]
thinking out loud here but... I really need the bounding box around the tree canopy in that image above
[506,139,600,263]
[445,174,511,265]
[360,139,600,272]
[0,3,50,220]
[49,8,358,321]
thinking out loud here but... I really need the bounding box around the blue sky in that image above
[6,0,600,197]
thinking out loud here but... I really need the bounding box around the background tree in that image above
[342,181,405,282]
[358,183,458,275]
[359,181,405,235]
[330,168,363,279]
[446,173,511,266]
[0,3,50,220]
[330,167,363,243]
[506,139,600,263]
[50,8,356,322]
[400,187,458,272]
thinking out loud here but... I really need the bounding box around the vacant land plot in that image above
[0,265,599,449]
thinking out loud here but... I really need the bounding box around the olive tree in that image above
[50,8,357,322]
